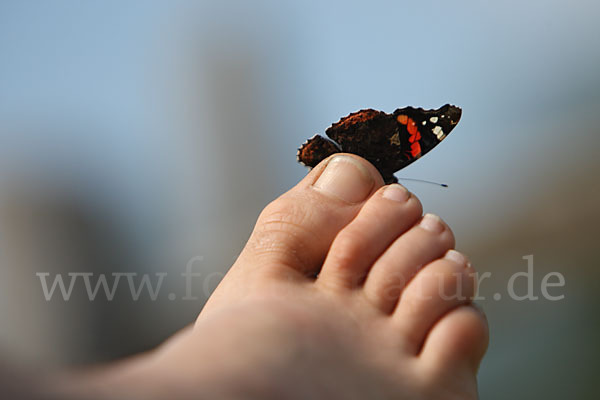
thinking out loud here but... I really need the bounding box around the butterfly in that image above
[297,104,461,184]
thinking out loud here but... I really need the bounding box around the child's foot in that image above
[58,154,488,400]
[154,154,488,399]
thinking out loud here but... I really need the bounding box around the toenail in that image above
[444,249,468,266]
[382,184,410,202]
[313,155,374,203]
[419,213,445,233]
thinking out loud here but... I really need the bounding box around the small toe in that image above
[420,304,489,376]
[393,251,476,354]
[363,214,455,313]
[317,184,422,290]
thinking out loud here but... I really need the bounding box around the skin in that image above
[50,154,488,400]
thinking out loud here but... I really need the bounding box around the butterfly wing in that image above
[325,109,402,183]
[390,104,462,173]
[297,134,341,168]
[297,104,462,184]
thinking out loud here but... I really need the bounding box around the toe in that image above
[420,305,489,376]
[317,184,422,290]
[241,154,384,278]
[393,251,476,354]
[363,213,455,313]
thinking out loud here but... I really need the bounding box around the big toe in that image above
[240,154,384,279]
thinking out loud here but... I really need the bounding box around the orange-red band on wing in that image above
[396,115,422,157]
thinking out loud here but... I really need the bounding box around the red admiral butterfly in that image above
[297,104,461,184]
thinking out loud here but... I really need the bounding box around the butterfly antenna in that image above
[399,178,448,188]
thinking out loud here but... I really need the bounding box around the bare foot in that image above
[56,154,488,400]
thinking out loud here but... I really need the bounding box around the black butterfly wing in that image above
[324,109,403,183]
[297,104,462,184]
[389,104,462,173]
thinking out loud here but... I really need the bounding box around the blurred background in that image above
[0,0,598,398]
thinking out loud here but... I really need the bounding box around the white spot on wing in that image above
[422,121,427,125]
[429,116,438,123]
[432,125,445,140]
